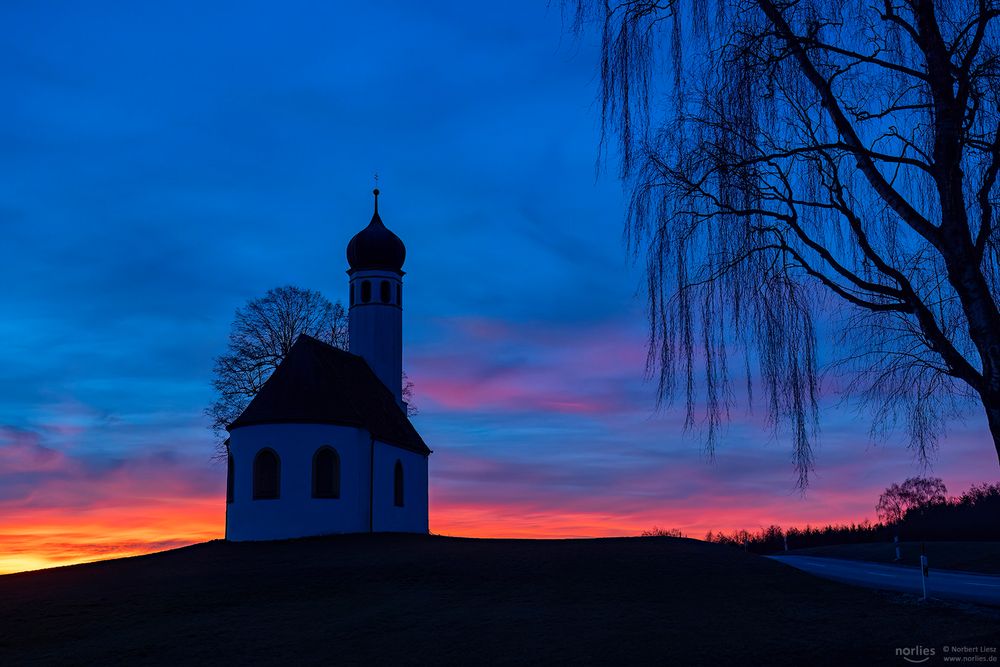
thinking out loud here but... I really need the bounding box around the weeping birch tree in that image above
[570,0,1000,484]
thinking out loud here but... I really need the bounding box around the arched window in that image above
[253,448,280,500]
[397,284,402,306]
[393,460,404,507]
[380,280,391,303]
[312,446,340,499]
[226,452,234,504]
[361,280,372,303]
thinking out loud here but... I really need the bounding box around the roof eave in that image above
[227,418,430,456]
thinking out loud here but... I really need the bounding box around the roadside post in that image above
[894,534,901,562]
[919,542,929,601]
[783,534,788,552]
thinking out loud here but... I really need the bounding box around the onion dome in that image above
[346,188,406,272]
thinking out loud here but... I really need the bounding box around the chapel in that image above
[225,189,430,540]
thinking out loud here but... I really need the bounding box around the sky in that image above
[1,0,997,574]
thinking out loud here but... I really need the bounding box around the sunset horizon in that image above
[2,0,997,571]
[4,1,1000,663]
[2,402,993,574]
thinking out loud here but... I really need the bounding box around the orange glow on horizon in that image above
[428,500,874,541]
[0,490,880,575]
[0,497,223,575]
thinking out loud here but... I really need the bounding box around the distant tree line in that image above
[646,478,1000,553]
[897,482,1000,543]
[706,522,887,554]
[709,480,1000,553]
[641,527,686,538]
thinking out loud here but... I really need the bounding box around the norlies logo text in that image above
[897,646,936,664]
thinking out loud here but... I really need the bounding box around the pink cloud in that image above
[409,316,648,415]
[0,428,67,474]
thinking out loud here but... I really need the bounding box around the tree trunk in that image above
[981,395,1000,465]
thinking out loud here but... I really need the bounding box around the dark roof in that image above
[346,189,406,273]
[227,335,429,455]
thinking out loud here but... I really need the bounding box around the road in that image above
[768,555,1000,606]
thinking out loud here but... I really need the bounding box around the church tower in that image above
[346,188,406,408]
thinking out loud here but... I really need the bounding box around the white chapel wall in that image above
[226,423,372,541]
[372,440,428,533]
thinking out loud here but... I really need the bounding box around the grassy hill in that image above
[0,535,995,665]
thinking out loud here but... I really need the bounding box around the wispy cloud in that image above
[409,316,649,416]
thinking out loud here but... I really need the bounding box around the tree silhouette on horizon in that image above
[206,286,349,457]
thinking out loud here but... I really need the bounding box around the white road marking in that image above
[863,571,894,577]
[968,583,1000,588]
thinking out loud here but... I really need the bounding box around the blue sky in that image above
[1,1,995,568]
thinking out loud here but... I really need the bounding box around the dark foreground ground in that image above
[788,540,1000,574]
[0,535,996,666]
